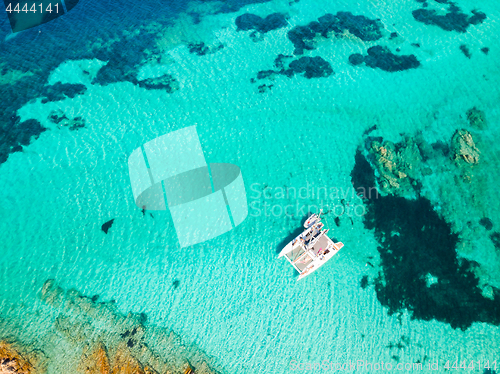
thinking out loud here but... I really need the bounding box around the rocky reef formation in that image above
[0,118,46,164]
[366,136,423,196]
[40,83,87,104]
[235,13,288,36]
[40,280,219,374]
[254,55,333,85]
[136,75,179,93]
[412,1,486,33]
[48,109,86,131]
[288,12,384,55]
[351,144,500,330]
[349,46,421,72]
[451,129,480,165]
[187,42,224,56]
[0,340,43,374]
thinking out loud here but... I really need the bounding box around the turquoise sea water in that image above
[1,0,500,372]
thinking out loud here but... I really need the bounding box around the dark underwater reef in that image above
[351,132,500,330]
[412,0,486,33]
[288,12,384,55]
[255,54,334,82]
[349,46,420,72]
[236,12,289,34]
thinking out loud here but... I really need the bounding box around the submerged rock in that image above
[255,55,333,83]
[479,218,493,231]
[112,345,145,374]
[368,136,423,195]
[288,12,384,55]
[39,280,219,374]
[466,107,487,129]
[41,82,87,104]
[351,45,421,72]
[0,341,39,374]
[79,342,111,374]
[0,117,46,165]
[289,56,334,78]
[412,6,486,33]
[136,74,179,93]
[451,129,480,165]
[101,219,115,234]
[236,13,288,34]
[187,42,224,56]
[48,110,86,130]
[351,152,500,330]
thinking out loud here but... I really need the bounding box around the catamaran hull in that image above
[297,243,343,280]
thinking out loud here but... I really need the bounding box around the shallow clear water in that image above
[1,0,500,372]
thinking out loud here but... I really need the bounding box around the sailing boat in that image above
[278,210,343,280]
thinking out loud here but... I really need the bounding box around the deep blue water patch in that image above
[255,55,333,84]
[288,12,384,55]
[351,150,500,330]
[349,46,420,72]
[235,13,288,35]
[412,2,486,33]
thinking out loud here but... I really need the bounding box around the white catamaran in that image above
[278,210,343,280]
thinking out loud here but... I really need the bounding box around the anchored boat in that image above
[278,210,343,280]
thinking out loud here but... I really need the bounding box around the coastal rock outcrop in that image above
[451,129,480,166]
[78,343,111,374]
[111,345,144,374]
[0,341,39,374]
[39,279,220,374]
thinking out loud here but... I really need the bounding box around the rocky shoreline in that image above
[1,280,220,374]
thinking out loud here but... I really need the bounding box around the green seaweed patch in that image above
[412,2,486,33]
[288,12,384,55]
[349,46,420,72]
[351,151,500,330]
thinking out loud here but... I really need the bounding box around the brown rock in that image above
[0,341,36,374]
[451,129,480,165]
[111,347,144,374]
[79,343,110,374]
